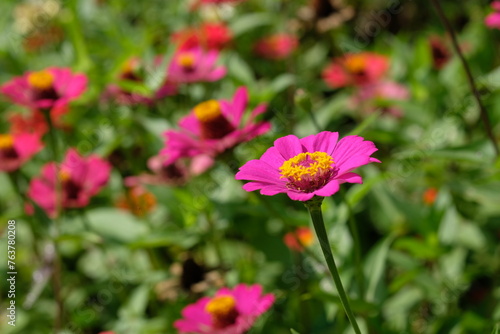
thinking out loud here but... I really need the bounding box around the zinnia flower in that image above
[253,34,298,60]
[28,149,111,217]
[322,52,388,88]
[1,67,87,110]
[235,131,379,201]
[284,226,314,252]
[103,57,177,105]
[485,1,500,29]
[0,133,43,172]
[168,48,226,83]
[162,87,270,173]
[172,23,232,51]
[174,284,274,334]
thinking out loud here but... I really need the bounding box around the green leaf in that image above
[230,13,273,36]
[226,52,255,86]
[364,235,396,303]
[84,208,148,243]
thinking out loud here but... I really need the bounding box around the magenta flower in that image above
[168,47,226,83]
[1,67,87,110]
[0,133,43,172]
[174,284,274,334]
[235,131,380,201]
[486,1,500,29]
[28,149,111,217]
[162,87,270,173]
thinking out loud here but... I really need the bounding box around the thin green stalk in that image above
[339,189,365,297]
[41,109,64,332]
[305,197,362,334]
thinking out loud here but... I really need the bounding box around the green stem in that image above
[339,189,365,298]
[41,109,64,332]
[429,0,499,157]
[42,110,60,161]
[65,0,92,71]
[305,197,362,334]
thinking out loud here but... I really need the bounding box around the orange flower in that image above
[423,188,438,205]
[283,227,314,252]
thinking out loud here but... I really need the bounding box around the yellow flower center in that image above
[58,169,71,182]
[205,295,238,328]
[177,53,195,68]
[280,152,334,181]
[27,70,54,90]
[194,100,222,123]
[0,134,14,149]
[344,55,366,74]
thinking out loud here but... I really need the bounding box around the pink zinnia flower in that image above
[0,133,43,172]
[124,154,189,187]
[103,57,177,105]
[28,149,111,217]
[322,52,389,89]
[235,131,379,201]
[174,284,274,334]
[168,48,226,83]
[1,67,87,110]
[351,81,409,117]
[254,34,299,60]
[172,23,233,51]
[162,87,270,173]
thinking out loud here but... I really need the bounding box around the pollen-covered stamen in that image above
[194,100,235,139]
[205,295,239,329]
[178,53,196,71]
[0,134,17,158]
[27,70,59,101]
[0,134,14,149]
[279,152,336,192]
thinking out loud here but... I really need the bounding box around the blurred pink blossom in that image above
[0,133,43,172]
[168,48,226,83]
[28,149,111,217]
[162,87,270,174]
[1,67,87,111]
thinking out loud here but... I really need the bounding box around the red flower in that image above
[254,34,298,60]
[322,52,389,88]
[172,23,232,51]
